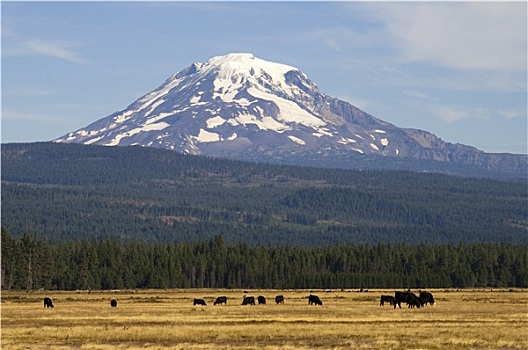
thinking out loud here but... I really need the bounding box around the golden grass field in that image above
[2,288,527,350]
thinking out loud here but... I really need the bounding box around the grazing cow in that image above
[393,291,409,309]
[242,296,255,305]
[214,296,227,305]
[394,291,421,309]
[257,296,266,305]
[43,297,54,308]
[380,295,394,306]
[419,291,435,306]
[193,298,206,306]
[308,294,323,306]
[110,299,118,307]
[407,293,422,308]
[275,295,284,304]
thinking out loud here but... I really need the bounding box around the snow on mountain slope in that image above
[55,53,527,178]
[56,53,394,154]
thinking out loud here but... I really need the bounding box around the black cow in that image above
[257,296,266,305]
[275,295,284,304]
[110,299,118,307]
[242,296,255,305]
[308,294,322,306]
[43,297,54,308]
[393,291,409,309]
[394,291,420,309]
[407,293,422,308]
[214,296,227,305]
[193,298,206,306]
[380,295,394,306]
[419,291,435,306]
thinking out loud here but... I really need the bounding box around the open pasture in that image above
[2,289,527,350]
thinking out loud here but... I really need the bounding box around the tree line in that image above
[3,228,527,291]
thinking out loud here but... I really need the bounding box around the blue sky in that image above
[2,1,527,154]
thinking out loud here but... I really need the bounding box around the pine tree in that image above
[21,233,36,292]
[1,228,17,290]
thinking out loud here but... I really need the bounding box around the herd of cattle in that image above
[43,291,434,309]
[194,294,288,306]
[380,291,436,308]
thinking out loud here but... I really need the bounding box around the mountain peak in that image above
[200,53,298,83]
[55,53,527,179]
[210,52,256,62]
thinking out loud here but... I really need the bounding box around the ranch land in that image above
[2,289,527,350]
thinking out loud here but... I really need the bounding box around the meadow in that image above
[2,289,527,350]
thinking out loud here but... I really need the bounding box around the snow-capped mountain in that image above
[56,53,526,178]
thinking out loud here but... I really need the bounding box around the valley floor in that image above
[2,289,527,350]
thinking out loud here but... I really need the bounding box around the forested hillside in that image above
[2,142,527,245]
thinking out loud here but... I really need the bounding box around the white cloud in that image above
[25,39,88,65]
[367,2,527,70]
[2,26,89,65]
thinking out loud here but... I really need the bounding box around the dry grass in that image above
[2,289,527,349]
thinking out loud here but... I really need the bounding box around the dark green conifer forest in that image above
[2,143,527,245]
[2,228,527,290]
[2,143,527,290]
